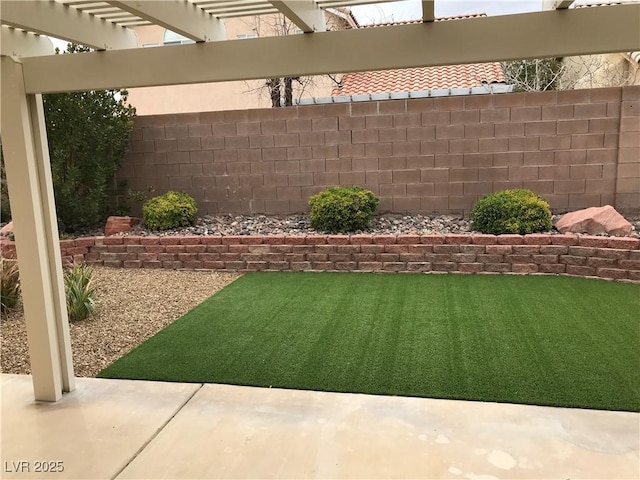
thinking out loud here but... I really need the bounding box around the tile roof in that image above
[356,13,488,27]
[332,14,507,96]
[333,64,506,95]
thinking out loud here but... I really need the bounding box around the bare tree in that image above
[560,53,640,89]
[241,14,340,107]
[502,58,565,92]
[503,54,639,92]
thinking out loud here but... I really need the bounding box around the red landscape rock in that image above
[104,216,140,237]
[555,206,633,237]
[0,221,13,237]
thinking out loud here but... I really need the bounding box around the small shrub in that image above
[471,189,552,235]
[1,260,20,313]
[64,263,97,322]
[309,186,380,233]
[142,191,197,230]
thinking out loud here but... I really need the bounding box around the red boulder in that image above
[104,216,140,237]
[555,205,632,237]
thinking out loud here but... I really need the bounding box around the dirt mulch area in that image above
[0,267,240,378]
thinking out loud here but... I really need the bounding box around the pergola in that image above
[1,0,639,402]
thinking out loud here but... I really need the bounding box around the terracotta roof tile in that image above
[356,13,488,28]
[333,14,506,96]
[333,63,506,96]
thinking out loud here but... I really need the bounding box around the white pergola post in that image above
[1,56,75,402]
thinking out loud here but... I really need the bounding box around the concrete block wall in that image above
[118,86,640,216]
[617,87,640,210]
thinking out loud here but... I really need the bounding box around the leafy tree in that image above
[44,43,136,232]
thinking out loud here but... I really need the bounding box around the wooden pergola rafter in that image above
[0,0,638,402]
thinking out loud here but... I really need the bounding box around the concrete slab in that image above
[118,383,640,479]
[1,374,200,479]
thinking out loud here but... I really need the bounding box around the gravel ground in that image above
[123,213,640,238]
[1,267,240,377]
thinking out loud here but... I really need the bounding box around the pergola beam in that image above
[555,1,575,9]
[105,1,227,42]
[0,0,137,51]
[20,4,640,94]
[422,0,434,22]
[267,1,327,33]
[1,26,55,58]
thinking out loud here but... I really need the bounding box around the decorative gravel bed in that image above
[0,268,240,377]
[125,213,640,238]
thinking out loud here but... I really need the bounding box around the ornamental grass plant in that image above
[64,262,97,321]
[1,260,20,313]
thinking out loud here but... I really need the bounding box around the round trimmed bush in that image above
[142,191,197,231]
[470,189,552,235]
[309,186,379,233]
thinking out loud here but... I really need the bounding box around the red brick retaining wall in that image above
[2,235,639,282]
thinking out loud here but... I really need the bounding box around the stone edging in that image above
[2,234,639,282]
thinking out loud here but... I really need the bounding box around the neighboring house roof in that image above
[355,13,488,27]
[326,6,360,29]
[332,14,507,96]
[333,64,506,95]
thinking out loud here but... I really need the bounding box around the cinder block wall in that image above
[118,86,640,216]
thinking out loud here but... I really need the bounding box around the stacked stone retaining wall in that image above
[2,235,639,282]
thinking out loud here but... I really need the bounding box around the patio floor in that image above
[1,374,638,479]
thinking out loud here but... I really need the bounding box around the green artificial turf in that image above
[99,272,640,412]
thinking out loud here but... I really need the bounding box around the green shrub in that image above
[142,191,197,231]
[471,189,552,235]
[1,260,20,313]
[64,263,97,322]
[309,186,380,233]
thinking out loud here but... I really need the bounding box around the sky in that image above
[351,0,544,23]
[352,0,640,23]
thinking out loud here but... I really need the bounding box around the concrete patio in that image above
[1,374,638,479]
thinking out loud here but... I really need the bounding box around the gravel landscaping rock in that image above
[123,213,640,238]
[2,213,639,239]
[1,267,240,378]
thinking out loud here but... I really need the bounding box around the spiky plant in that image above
[64,263,97,321]
[1,260,20,313]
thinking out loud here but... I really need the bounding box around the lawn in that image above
[99,272,640,412]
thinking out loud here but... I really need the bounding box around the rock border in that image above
[2,234,639,283]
